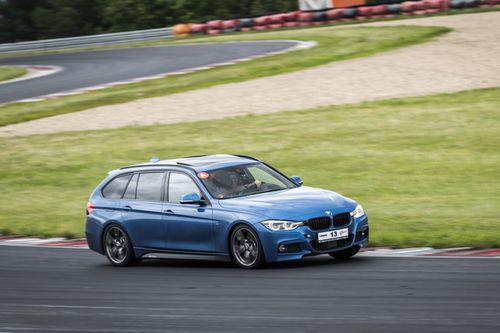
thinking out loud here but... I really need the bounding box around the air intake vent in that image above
[307,217,331,230]
[332,213,351,228]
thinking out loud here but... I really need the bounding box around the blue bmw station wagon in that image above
[86,155,369,268]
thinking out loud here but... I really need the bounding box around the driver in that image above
[210,168,262,198]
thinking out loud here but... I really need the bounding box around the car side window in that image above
[135,172,164,202]
[122,173,138,199]
[102,174,132,199]
[168,173,200,203]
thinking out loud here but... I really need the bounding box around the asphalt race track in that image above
[0,41,297,104]
[0,246,499,333]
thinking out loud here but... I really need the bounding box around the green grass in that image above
[0,25,450,127]
[0,66,27,82]
[0,87,499,247]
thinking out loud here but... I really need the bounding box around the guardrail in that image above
[0,27,173,53]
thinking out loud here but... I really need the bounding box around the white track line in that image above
[0,65,63,86]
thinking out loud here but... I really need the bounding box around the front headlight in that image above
[261,220,304,231]
[350,204,365,219]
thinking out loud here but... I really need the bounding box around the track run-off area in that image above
[0,11,499,136]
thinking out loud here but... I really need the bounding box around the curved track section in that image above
[1,246,499,333]
[0,41,299,104]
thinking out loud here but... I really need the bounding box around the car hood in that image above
[217,186,356,221]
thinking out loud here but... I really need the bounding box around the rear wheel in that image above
[230,225,265,269]
[103,224,139,267]
[328,245,360,260]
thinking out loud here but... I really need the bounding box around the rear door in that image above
[120,172,167,250]
[163,172,215,252]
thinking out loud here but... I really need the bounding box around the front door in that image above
[163,172,214,252]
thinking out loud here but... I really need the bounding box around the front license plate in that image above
[318,228,349,243]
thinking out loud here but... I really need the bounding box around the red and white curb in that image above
[1,40,316,106]
[360,247,500,258]
[0,235,88,249]
[0,65,62,87]
[1,235,499,258]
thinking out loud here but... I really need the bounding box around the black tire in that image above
[103,224,139,267]
[230,225,265,269]
[329,245,360,260]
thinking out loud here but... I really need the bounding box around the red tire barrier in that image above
[270,14,286,24]
[283,11,299,22]
[240,27,252,32]
[190,23,207,34]
[284,21,299,27]
[372,5,387,15]
[400,1,416,12]
[207,29,221,35]
[358,6,374,17]
[254,16,271,26]
[222,19,239,30]
[269,23,284,29]
[253,25,268,31]
[206,20,223,30]
[326,8,343,20]
[414,1,427,10]
[298,12,314,22]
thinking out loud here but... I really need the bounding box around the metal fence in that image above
[0,27,173,53]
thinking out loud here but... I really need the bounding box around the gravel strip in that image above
[1,12,499,137]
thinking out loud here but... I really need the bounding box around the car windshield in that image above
[199,163,296,199]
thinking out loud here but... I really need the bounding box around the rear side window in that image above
[123,174,138,199]
[136,172,164,202]
[102,174,132,199]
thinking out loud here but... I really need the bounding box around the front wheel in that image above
[328,245,360,260]
[230,225,265,269]
[103,224,139,267]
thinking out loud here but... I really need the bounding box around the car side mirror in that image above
[180,192,205,205]
[290,176,303,186]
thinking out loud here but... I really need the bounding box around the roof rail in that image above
[183,154,207,158]
[119,163,193,170]
[232,154,259,161]
[176,162,193,166]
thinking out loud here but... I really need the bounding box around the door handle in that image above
[124,205,132,210]
[163,209,174,215]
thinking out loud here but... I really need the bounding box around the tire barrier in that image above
[222,19,240,30]
[387,3,402,12]
[239,18,254,28]
[313,11,327,21]
[173,24,191,37]
[372,4,388,14]
[326,8,344,20]
[342,7,359,18]
[190,23,207,34]
[173,0,493,37]
[481,0,500,5]
[206,20,223,30]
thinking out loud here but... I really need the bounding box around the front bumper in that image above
[255,215,369,263]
